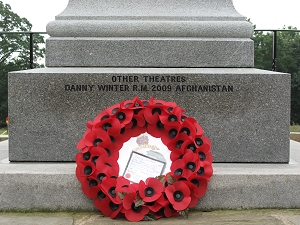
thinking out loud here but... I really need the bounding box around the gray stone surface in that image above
[0,216,73,225]
[0,140,299,211]
[46,38,253,68]
[45,0,254,67]
[8,68,290,162]
[1,210,300,225]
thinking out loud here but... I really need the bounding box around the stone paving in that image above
[0,209,300,225]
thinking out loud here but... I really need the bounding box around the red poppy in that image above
[105,103,121,116]
[139,178,164,202]
[76,160,96,182]
[122,96,145,110]
[188,192,199,208]
[196,161,213,181]
[146,119,165,138]
[95,153,119,177]
[160,106,184,124]
[183,175,208,199]
[101,177,122,204]
[93,117,121,136]
[195,136,212,163]
[166,132,190,153]
[93,189,122,218]
[143,98,169,125]
[165,181,191,211]
[156,192,170,207]
[84,129,111,148]
[145,200,163,213]
[160,121,181,145]
[179,118,197,138]
[81,177,100,199]
[124,112,147,137]
[122,192,149,222]
[115,176,131,193]
[112,104,134,126]
[170,151,200,178]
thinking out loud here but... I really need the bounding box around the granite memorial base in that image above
[8,67,290,162]
[1,140,300,211]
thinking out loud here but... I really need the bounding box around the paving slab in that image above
[0,210,300,225]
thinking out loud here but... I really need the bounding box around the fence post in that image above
[272,30,277,71]
[30,32,34,69]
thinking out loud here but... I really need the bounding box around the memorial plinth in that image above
[8,0,290,163]
[46,0,254,67]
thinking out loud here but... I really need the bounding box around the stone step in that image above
[0,140,299,211]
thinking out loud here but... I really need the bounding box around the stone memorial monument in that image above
[8,0,290,163]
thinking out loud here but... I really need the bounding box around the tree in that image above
[0,1,45,127]
[251,25,300,125]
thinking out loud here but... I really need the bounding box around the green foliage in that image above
[0,1,45,127]
[251,24,300,124]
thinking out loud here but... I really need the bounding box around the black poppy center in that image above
[109,201,119,211]
[195,138,203,146]
[199,151,206,161]
[131,118,137,128]
[122,185,129,188]
[84,166,92,175]
[89,179,98,187]
[111,107,119,114]
[105,162,112,167]
[125,102,132,108]
[186,162,196,172]
[142,101,149,106]
[102,123,112,131]
[144,187,155,197]
[116,112,126,121]
[120,127,125,134]
[156,207,165,216]
[156,120,164,130]
[174,168,183,176]
[97,173,106,183]
[134,108,142,114]
[108,187,116,198]
[146,201,155,206]
[97,190,106,200]
[181,116,187,122]
[167,107,173,112]
[180,127,190,136]
[131,203,142,213]
[168,129,178,139]
[92,156,98,165]
[105,148,111,157]
[197,167,204,176]
[168,115,178,122]
[187,143,196,152]
[110,136,115,143]
[93,138,102,147]
[173,190,184,202]
[101,115,110,121]
[83,152,90,160]
[176,140,184,149]
[191,179,200,187]
[152,108,161,115]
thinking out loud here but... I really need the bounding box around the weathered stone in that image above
[8,68,290,162]
[45,0,254,67]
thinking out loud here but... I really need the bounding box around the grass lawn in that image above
[0,128,8,135]
[290,125,300,132]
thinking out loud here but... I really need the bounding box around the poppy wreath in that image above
[76,96,213,222]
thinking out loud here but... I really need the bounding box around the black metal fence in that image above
[1,30,300,70]
[255,29,300,71]
[0,31,47,69]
